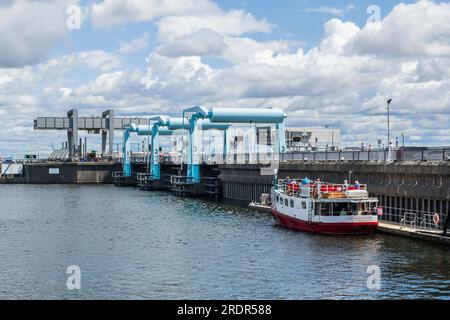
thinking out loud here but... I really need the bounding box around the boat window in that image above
[369,202,378,215]
[279,197,283,204]
[314,203,320,216]
[350,203,369,215]
[357,202,368,214]
[301,201,307,209]
[290,199,294,208]
[284,199,289,207]
[332,202,350,216]
[320,203,333,216]
[276,195,279,203]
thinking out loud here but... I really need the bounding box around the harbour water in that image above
[0,184,449,299]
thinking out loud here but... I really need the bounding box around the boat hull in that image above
[272,209,378,235]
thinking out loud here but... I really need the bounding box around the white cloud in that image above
[142,53,211,89]
[91,0,272,41]
[156,29,301,63]
[117,33,150,54]
[349,0,450,57]
[0,0,74,68]
[68,1,450,127]
[91,0,220,29]
[132,1,450,147]
[221,37,301,64]
[55,69,173,116]
[0,48,125,155]
[41,50,122,74]
[319,19,360,54]
[156,9,272,42]
[0,74,14,86]
[156,29,227,57]
[73,70,141,97]
[305,5,356,17]
[3,0,450,155]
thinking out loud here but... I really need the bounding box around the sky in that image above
[1,0,450,156]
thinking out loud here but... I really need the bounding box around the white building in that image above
[285,127,341,151]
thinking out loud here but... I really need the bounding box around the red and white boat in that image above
[272,178,380,235]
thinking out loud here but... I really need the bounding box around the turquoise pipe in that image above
[183,106,287,183]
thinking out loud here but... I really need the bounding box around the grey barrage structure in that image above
[34,109,151,159]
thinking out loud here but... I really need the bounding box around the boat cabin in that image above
[275,179,379,217]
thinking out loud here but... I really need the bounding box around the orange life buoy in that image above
[433,213,440,225]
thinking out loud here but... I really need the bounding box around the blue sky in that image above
[1,0,450,155]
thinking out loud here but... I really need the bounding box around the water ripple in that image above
[0,184,449,299]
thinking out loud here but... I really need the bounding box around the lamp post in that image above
[387,98,392,148]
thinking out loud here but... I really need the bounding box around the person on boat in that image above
[291,180,299,194]
[355,180,361,190]
[301,177,311,185]
[314,178,322,198]
[286,176,292,194]
[343,179,349,191]
[315,178,321,187]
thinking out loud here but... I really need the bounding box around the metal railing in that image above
[171,175,195,185]
[419,213,441,233]
[137,172,153,182]
[112,171,125,179]
[113,147,450,165]
[164,147,450,165]
[276,179,370,200]
[380,206,448,234]
[281,147,450,162]
[401,212,417,230]
[4,147,450,167]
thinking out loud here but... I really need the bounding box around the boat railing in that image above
[277,179,368,199]
[277,179,312,198]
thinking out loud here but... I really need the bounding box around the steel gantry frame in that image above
[148,116,229,180]
[34,108,151,160]
[121,122,182,177]
[147,116,189,180]
[121,116,229,180]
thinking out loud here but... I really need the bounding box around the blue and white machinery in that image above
[183,106,287,183]
[122,117,230,180]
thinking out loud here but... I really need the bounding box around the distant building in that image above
[285,127,341,151]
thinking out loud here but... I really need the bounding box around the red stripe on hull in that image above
[272,209,378,235]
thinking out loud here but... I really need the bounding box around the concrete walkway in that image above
[377,222,450,246]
